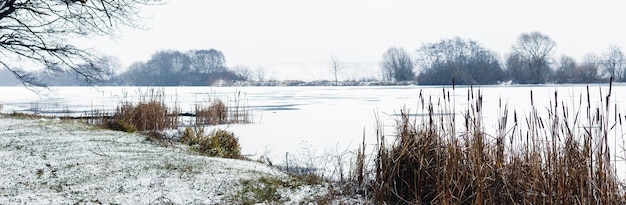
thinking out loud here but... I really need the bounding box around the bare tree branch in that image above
[0,0,165,86]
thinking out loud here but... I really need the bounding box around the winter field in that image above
[2,84,626,203]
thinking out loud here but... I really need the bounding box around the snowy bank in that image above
[0,116,343,204]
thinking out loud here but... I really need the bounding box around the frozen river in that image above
[2,84,626,177]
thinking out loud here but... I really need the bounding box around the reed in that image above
[195,91,251,125]
[95,89,251,132]
[100,89,178,132]
[368,83,626,204]
[195,99,227,125]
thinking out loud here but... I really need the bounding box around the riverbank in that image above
[0,116,360,204]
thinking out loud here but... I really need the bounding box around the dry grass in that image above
[195,99,227,125]
[363,83,626,204]
[195,91,251,125]
[90,89,251,133]
[100,89,178,132]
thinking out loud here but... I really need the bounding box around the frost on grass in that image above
[0,116,330,204]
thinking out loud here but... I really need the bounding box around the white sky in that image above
[89,0,626,70]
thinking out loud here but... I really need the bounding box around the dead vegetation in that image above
[180,126,242,159]
[352,82,626,204]
[91,89,251,133]
[99,89,178,133]
[195,91,251,125]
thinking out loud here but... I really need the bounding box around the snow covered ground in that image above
[0,116,355,204]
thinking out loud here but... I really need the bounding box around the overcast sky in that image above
[90,0,626,70]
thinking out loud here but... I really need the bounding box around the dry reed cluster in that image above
[195,91,251,125]
[357,83,626,204]
[101,89,178,132]
[95,89,251,132]
[195,99,227,125]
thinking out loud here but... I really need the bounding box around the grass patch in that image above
[362,84,626,204]
[233,176,290,204]
[230,175,320,204]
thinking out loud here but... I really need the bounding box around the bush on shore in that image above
[181,127,241,159]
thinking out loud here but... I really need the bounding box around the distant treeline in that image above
[1,49,249,86]
[3,31,624,86]
[111,49,247,86]
[381,32,624,85]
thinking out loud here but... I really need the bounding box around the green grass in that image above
[232,176,291,204]
[229,175,326,205]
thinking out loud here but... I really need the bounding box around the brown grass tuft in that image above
[101,89,178,132]
[195,91,251,125]
[195,99,227,125]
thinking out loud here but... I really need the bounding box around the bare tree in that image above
[380,47,415,82]
[579,53,601,83]
[232,65,252,81]
[601,45,626,81]
[507,32,556,84]
[555,55,577,83]
[0,0,164,86]
[329,55,344,86]
[255,66,266,82]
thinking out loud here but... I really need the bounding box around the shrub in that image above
[206,129,241,158]
[181,127,241,159]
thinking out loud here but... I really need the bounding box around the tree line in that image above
[112,49,246,86]
[7,49,249,86]
[380,32,626,85]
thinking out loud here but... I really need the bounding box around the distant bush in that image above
[181,127,241,159]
